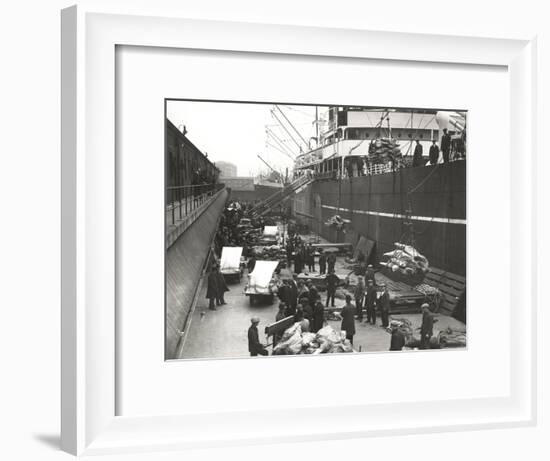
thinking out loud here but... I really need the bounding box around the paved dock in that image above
[179,265,465,360]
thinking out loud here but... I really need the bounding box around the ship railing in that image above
[166,182,225,225]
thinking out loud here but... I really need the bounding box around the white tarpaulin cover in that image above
[263,226,278,236]
[249,260,279,293]
[220,246,243,272]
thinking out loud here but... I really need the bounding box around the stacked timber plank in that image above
[422,267,466,316]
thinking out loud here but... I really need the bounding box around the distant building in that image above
[215,161,237,177]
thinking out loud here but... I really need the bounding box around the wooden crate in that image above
[423,267,466,316]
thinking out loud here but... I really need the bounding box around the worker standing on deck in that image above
[247,254,256,274]
[365,264,376,285]
[413,139,423,167]
[327,253,336,273]
[378,283,391,328]
[354,276,365,321]
[441,128,451,163]
[215,265,229,306]
[429,139,440,165]
[306,243,315,272]
[294,247,304,275]
[288,274,298,313]
[273,304,287,347]
[325,270,340,308]
[248,317,268,357]
[312,301,325,333]
[389,324,406,351]
[318,250,327,275]
[341,295,356,345]
[206,264,220,311]
[365,279,377,325]
[420,303,438,349]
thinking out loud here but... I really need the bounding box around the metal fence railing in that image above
[166,183,224,225]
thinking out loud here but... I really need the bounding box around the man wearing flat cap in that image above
[248,317,268,357]
[378,283,391,328]
[420,303,438,349]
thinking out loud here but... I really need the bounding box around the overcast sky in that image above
[167,100,323,177]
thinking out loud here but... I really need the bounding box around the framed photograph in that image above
[61,4,537,457]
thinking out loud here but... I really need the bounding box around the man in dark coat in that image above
[340,295,356,344]
[325,270,340,307]
[365,279,377,325]
[247,255,256,274]
[412,139,423,167]
[206,265,219,310]
[306,244,315,272]
[215,266,229,305]
[365,264,376,285]
[312,301,325,333]
[420,303,438,349]
[288,275,298,312]
[308,286,320,309]
[277,280,290,305]
[354,276,365,321]
[429,139,440,165]
[248,317,268,356]
[318,251,327,275]
[294,248,303,275]
[389,325,406,351]
[378,283,391,328]
[441,128,451,163]
[327,253,336,273]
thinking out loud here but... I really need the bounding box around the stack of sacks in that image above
[382,242,429,276]
[368,138,402,164]
[438,327,467,348]
[272,324,354,355]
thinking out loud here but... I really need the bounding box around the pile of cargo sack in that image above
[381,242,429,276]
[368,138,402,164]
[273,324,354,355]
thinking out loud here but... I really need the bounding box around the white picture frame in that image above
[61,4,538,457]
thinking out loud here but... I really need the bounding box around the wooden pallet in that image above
[423,267,466,316]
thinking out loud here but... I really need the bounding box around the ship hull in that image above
[292,161,466,276]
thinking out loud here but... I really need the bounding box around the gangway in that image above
[249,173,313,218]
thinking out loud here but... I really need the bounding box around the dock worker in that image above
[389,324,406,351]
[248,317,268,357]
[318,250,327,275]
[354,275,365,321]
[413,139,424,167]
[365,264,376,285]
[277,279,290,306]
[247,254,256,273]
[365,279,377,325]
[429,139,440,165]
[325,269,340,307]
[378,283,391,328]
[312,301,325,333]
[420,303,438,349]
[206,264,220,311]
[341,295,356,345]
[441,128,451,163]
[327,252,337,273]
[288,274,298,312]
[214,265,229,306]
[306,243,315,272]
[274,303,287,347]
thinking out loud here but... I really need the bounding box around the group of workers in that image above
[412,128,466,167]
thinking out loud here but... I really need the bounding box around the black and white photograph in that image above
[165,101,467,360]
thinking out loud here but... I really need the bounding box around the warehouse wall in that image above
[165,188,229,359]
